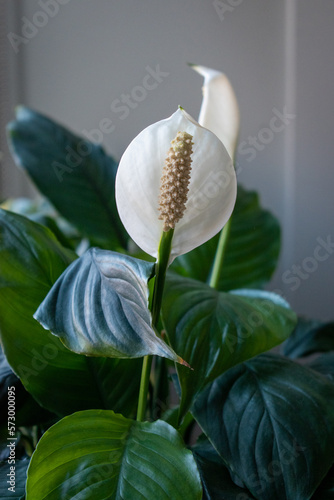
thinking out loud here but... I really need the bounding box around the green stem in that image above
[136,229,174,422]
[136,355,153,422]
[209,217,232,289]
[151,229,174,325]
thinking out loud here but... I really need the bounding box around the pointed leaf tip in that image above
[179,357,193,370]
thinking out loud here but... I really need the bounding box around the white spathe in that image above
[115,108,236,263]
[191,65,240,159]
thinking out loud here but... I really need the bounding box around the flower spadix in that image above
[190,64,240,159]
[115,108,236,263]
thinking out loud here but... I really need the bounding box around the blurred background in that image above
[0,0,333,320]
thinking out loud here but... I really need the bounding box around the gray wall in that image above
[1,0,334,321]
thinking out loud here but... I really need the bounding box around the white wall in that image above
[1,0,334,321]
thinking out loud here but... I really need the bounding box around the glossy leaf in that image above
[162,274,296,418]
[0,209,141,416]
[35,249,184,363]
[281,317,334,358]
[26,410,202,500]
[193,437,255,500]
[0,459,29,499]
[172,185,281,290]
[7,106,127,249]
[193,353,334,500]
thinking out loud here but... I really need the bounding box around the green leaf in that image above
[26,410,202,500]
[193,353,334,500]
[0,209,141,417]
[171,185,280,290]
[35,249,184,363]
[281,317,334,358]
[193,437,255,500]
[7,106,127,249]
[0,459,29,499]
[162,274,297,418]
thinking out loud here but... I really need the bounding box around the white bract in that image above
[115,108,236,263]
[191,65,240,159]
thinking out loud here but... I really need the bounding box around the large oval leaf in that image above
[193,353,334,500]
[0,209,141,416]
[7,106,127,249]
[162,274,297,418]
[26,410,202,500]
[35,249,184,363]
[171,185,280,290]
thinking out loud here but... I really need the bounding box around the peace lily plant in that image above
[0,66,334,500]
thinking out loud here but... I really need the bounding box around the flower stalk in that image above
[136,229,174,422]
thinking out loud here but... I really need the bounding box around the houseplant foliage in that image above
[0,66,333,500]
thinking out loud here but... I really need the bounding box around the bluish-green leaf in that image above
[171,185,280,290]
[281,317,334,358]
[193,353,334,500]
[0,346,54,433]
[7,106,127,249]
[162,274,297,418]
[307,352,334,382]
[35,249,185,363]
[0,209,141,417]
[0,459,29,500]
[26,410,202,500]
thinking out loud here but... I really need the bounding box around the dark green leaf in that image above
[0,458,29,499]
[193,353,334,500]
[171,185,280,290]
[307,352,334,382]
[0,346,54,432]
[35,249,184,363]
[26,410,202,500]
[2,196,82,250]
[7,106,127,249]
[281,317,334,358]
[0,209,141,417]
[312,465,334,499]
[193,437,255,500]
[163,274,296,418]
[0,345,20,404]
